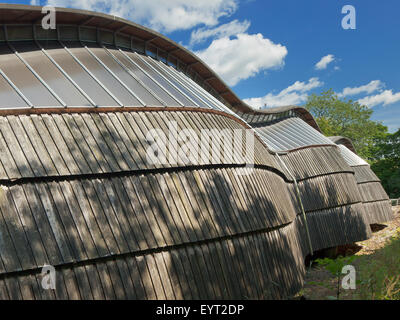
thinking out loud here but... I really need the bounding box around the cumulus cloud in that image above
[244,77,323,109]
[189,19,250,46]
[338,80,384,97]
[45,0,238,33]
[315,54,335,70]
[358,90,400,108]
[195,33,287,86]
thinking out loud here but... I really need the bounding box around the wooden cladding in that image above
[0,111,279,181]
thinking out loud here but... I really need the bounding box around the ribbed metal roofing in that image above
[0,40,235,115]
[253,116,335,152]
[337,144,368,166]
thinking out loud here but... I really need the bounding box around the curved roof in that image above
[329,136,357,153]
[0,4,320,130]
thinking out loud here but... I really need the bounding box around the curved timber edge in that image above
[329,137,394,225]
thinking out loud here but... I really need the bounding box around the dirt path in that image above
[298,206,400,300]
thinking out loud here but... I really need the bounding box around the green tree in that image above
[304,89,388,159]
[370,129,400,198]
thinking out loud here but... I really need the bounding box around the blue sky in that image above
[6,0,400,132]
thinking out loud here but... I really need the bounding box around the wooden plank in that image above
[70,113,111,172]
[35,182,73,263]
[135,255,157,300]
[253,232,277,299]
[80,179,120,255]
[0,186,36,270]
[90,113,131,171]
[98,113,138,170]
[41,114,80,175]
[148,111,182,165]
[153,252,176,300]
[206,241,232,298]
[184,246,208,299]
[30,114,70,175]
[133,112,168,169]
[169,249,195,299]
[60,267,81,300]
[80,113,121,172]
[158,173,192,243]
[215,240,241,298]
[58,180,101,259]
[164,111,199,166]
[73,265,94,300]
[178,171,213,239]
[21,183,63,266]
[144,253,166,299]
[183,170,219,237]
[0,117,33,177]
[201,169,234,235]
[9,185,49,267]
[223,168,254,231]
[61,113,102,173]
[51,114,92,174]
[0,126,21,179]
[233,236,259,299]
[91,178,130,254]
[4,276,23,299]
[160,251,184,299]
[118,112,154,169]
[127,175,167,247]
[125,256,148,300]
[0,279,10,299]
[109,112,146,168]
[103,179,140,252]
[53,269,70,300]
[17,275,35,300]
[224,238,248,299]
[111,176,151,250]
[198,243,221,298]
[28,274,42,300]
[190,170,224,236]
[141,175,177,246]
[46,181,88,261]
[95,262,116,300]
[6,115,46,177]
[170,172,204,241]
[211,168,244,233]
[115,258,137,299]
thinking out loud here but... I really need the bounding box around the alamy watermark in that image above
[41,265,56,290]
[342,5,356,30]
[145,121,255,173]
[41,6,56,30]
[342,264,356,290]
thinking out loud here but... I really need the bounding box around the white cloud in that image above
[244,77,323,109]
[338,80,384,97]
[315,54,335,70]
[358,90,400,108]
[195,33,287,86]
[46,0,238,33]
[189,19,250,46]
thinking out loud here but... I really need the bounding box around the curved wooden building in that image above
[329,136,393,224]
[239,108,372,253]
[0,4,374,300]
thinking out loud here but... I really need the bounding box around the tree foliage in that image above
[370,129,400,198]
[304,89,388,159]
[304,89,399,198]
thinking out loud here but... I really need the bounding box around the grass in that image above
[300,223,400,300]
[354,228,400,299]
